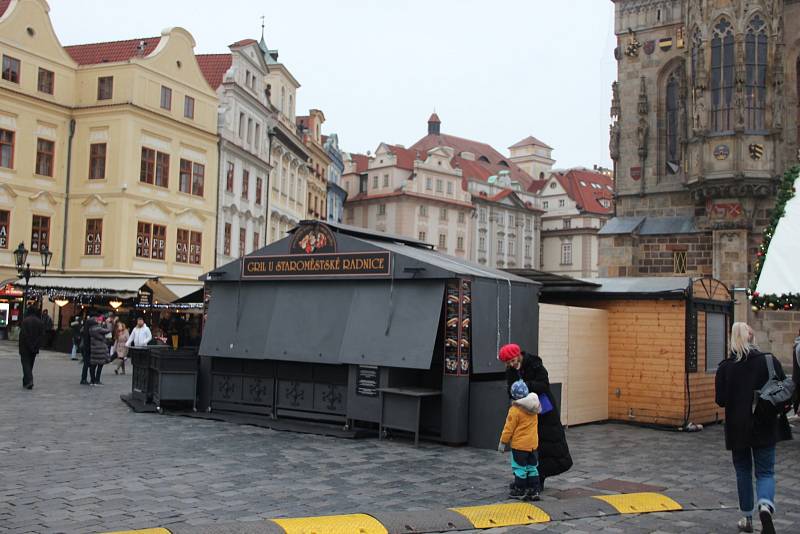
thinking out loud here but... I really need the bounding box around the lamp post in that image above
[14,242,53,317]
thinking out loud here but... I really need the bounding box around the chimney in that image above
[427,112,441,135]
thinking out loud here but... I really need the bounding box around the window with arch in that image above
[691,28,702,83]
[745,15,768,130]
[665,67,682,174]
[711,18,735,131]
[280,86,286,113]
[288,94,293,118]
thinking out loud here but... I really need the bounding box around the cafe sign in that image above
[242,251,392,279]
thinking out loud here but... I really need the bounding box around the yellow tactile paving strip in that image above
[450,502,550,528]
[593,492,683,514]
[271,513,389,534]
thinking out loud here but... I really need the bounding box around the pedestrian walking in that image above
[19,307,44,390]
[80,314,98,385]
[41,309,54,348]
[88,315,110,386]
[69,315,82,360]
[498,379,542,501]
[112,321,130,375]
[500,343,572,489]
[715,322,793,534]
[125,316,152,348]
[792,328,800,416]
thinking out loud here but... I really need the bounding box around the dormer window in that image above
[478,155,490,163]
[498,160,509,167]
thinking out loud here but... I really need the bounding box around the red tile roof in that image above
[195,54,232,90]
[350,154,369,173]
[411,132,534,188]
[386,145,421,171]
[452,156,492,182]
[509,135,552,150]
[526,179,547,194]
[230,38,258,48]
[64,36,161,65]
[555,169,614,215]
[0,0,12,18]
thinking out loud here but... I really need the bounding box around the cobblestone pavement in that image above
[1,341,798,534]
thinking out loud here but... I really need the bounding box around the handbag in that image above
[539,392,554,415]
[758,353,795,408]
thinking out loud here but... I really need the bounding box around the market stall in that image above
[199,221,540,447]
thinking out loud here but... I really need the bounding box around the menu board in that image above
[356,365,379,397]
[444,279,471,376]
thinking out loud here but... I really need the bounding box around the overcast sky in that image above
[49,0,617,170]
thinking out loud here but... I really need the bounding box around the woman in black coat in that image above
[500,344,572,486]
[715,322,789,534]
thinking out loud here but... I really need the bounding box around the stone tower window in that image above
[745,15,768,130]
[665,69,682,174]
[711,18,735,131]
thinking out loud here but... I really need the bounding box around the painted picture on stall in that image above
[290,223,337,255]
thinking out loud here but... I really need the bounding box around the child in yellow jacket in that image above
[499,379,541,500]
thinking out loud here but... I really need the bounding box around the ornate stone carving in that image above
[609,122,620,161]
[637,117,649,159]
[637,76,649,115]
[610,81,621,120]
[693,89,707,133]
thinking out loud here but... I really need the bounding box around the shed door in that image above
[705,313,726,371]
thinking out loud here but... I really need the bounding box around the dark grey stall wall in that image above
[472,280,539,374]
[468,380,510,449]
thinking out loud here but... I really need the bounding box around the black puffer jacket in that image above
[506,352,573,478]
[715,349,788,451]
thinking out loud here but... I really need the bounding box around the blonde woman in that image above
[112,322,130,375]
[715,322,788,534]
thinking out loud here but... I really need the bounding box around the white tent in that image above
[755,175,800,295]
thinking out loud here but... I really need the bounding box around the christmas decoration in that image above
[748,166,800,311]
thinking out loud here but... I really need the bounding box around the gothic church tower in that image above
[603,0,799,290]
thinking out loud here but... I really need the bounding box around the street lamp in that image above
[14,242,53,316]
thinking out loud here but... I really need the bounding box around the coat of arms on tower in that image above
[749,144,764,160]
[643,40,655,55]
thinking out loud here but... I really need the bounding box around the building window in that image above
[436,179,443,193]
[383,174,389,187]
[89,143,106,180]
[525,217,531,231]
[239,228,246,257]
[558,199,565,208]
[419,231,426,241]
[563,218,571,229]
[745,15,768,130]
[223,223,231,256]
[447,181,453,195]
[425,177,432,190]
[2,55,20,83]
[85,218,102,255]
[37,68,54,94]
[457,236,464,251]
[377,204,386,216]
[35,139,54,176]
[0,129,14,168]
[136,222,166,260]
[439,208,448,221]
[31,215,50,252]
[706,312,727,372]
[665,68,682,173]
[179,159,205,196]
[238,112,245,138]
[673,250,687,274]
[508,240,515,256]
[543,201,549,209]
[97,76,113,100]
[176,229,202,264]
[479,208,486,223]
[140,148,169,187]
[479,236,486,252]
[509,214,516,227]
[497,239,504,255]
[560,242,572,265]
[184,96,195,119]
[0,209,8,248]
[254,124,260,151]
[524,242,531,258]
[373,175,379,189]
[438,234,446,249]
[256,177,263,205]
[226,162,234,192]
[241,169,249,200]
[160,86,172,110]
[711,18,735,131]
[253,232,260,250]
[458,211,465,224]
[247,118,253,145]
[419,205,428,217]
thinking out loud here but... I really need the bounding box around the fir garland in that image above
[748,165,800,312]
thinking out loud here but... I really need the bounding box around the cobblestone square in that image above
[1,342,798,533]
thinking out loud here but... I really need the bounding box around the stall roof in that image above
[548,276,694,299]
[165,283,203,300]
[505,269,600,291]
[291,220,433,249]
[598,216,700,236]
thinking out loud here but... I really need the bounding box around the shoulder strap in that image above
[764,352,777,380]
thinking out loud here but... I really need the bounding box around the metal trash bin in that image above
[149,346,199,413]
[129,347,152,404]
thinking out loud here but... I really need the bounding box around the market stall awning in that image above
[165,283,203,300]
[15,276,153,298]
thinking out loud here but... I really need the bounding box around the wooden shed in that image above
[537,276,733,428]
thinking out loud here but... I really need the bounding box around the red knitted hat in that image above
[498,343,521,362]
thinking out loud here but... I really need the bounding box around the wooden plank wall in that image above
[538,304,569,424]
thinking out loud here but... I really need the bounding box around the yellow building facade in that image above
[0,0,218,284]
